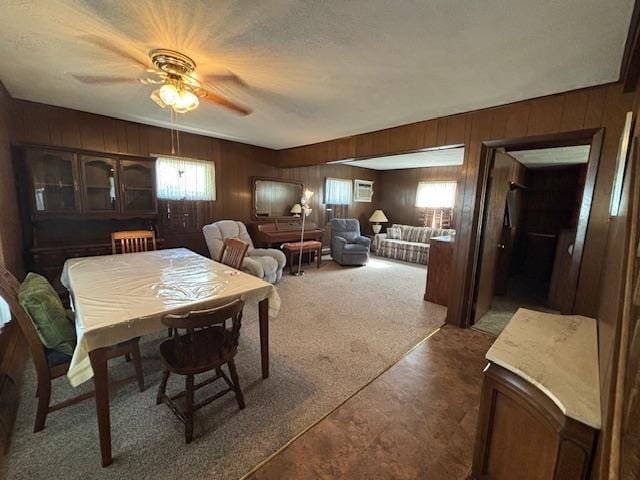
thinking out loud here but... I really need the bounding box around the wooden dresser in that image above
[424,235,454,305]
[472,308,600,480]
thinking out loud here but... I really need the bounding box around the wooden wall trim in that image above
[275,84,617,168]
[621,0,640,92]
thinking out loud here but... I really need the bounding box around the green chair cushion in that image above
[18,273,76,356]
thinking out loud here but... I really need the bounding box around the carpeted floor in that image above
[4,256,445,480]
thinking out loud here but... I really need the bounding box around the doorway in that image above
[469,130,602,335]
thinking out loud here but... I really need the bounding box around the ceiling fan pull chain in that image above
[170,109,176,155]
[177,125,181,155]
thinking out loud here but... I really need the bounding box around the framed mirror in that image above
[252,177,304,220]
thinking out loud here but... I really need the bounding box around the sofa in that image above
[329,218,371,266]
[203,220,286,283]
[373,224,455,265]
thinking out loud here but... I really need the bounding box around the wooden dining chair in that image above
[0,272,145,433]
[156,298,246,444]
[0,264,20,292]
[219,238,250,270]
[111,230,157,255]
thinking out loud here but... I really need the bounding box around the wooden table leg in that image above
[316,246,321,268]
[89,347,112,467]
[258,298,269,379]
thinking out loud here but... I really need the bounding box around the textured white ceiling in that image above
[334,147,464,170]
[0,0,634,149]
[510,145,591,169]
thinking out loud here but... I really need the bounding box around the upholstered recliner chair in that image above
[203,220,286,283]
[329,218,371,266]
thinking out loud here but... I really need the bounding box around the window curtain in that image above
[155,156,216,201]
[325,177,352,205]
[415,181,457,208]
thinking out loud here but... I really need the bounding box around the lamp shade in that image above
[290,203,302,214]
[303,189,314,202]
[369,210,388,223]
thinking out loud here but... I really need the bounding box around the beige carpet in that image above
[4,256,445,480]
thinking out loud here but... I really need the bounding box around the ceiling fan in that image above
[71,35,251,115]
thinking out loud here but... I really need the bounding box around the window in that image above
[325,177,352,205]
[155,156,216,201]
[415,181,457,208]
[415,181,457,228]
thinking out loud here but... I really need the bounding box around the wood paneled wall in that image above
[0,84,22,278]
[277,164,380,238]
[10,100,276,254]
[272,84,636,325]
[592,83,640,480]
[9,100,382,253]
[377,166,462,228]
[11,99,276,220]
[276,115,467,167]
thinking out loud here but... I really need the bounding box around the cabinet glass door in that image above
[80,156,119,213]
[25,149,80,213]
[119,160,156,213]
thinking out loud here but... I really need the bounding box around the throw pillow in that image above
[18,273,76,356]
[387,227,402,239]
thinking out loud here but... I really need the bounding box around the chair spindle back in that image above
[219,238,249,270]
[111,230,157,255]
[162,298,245,354]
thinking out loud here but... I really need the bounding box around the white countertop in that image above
[486,308,601,429]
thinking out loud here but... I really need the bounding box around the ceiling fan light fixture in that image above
[159,83,180,105]
[174,89,199,111]
[150,89,168,109]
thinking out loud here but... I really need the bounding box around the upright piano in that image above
[248,220,325,248]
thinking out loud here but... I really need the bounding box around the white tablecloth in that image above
[61,248,280,387]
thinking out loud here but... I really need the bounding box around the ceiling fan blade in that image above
[201,89,252,115]
[79,34,149,69]
[202,73,248,87]
[71,74,138,84]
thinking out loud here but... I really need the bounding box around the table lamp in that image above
[369,210,388,234]
[290,203,302,217]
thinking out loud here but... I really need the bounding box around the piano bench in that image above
[282,241,323,274]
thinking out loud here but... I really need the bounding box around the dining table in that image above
[60,247,281,467]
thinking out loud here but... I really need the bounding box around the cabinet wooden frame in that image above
[18,144,157,219]
[117,159,157,215]
[79,154,120,215]
[472,363,597,480]
[22,147,82,216]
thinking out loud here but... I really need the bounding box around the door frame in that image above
[464,128,604,327]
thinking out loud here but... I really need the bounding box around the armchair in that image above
[203,220,286,284]
[329,218,371,266]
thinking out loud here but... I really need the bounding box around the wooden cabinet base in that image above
[471,363,597,480]
[424,236,454,305]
